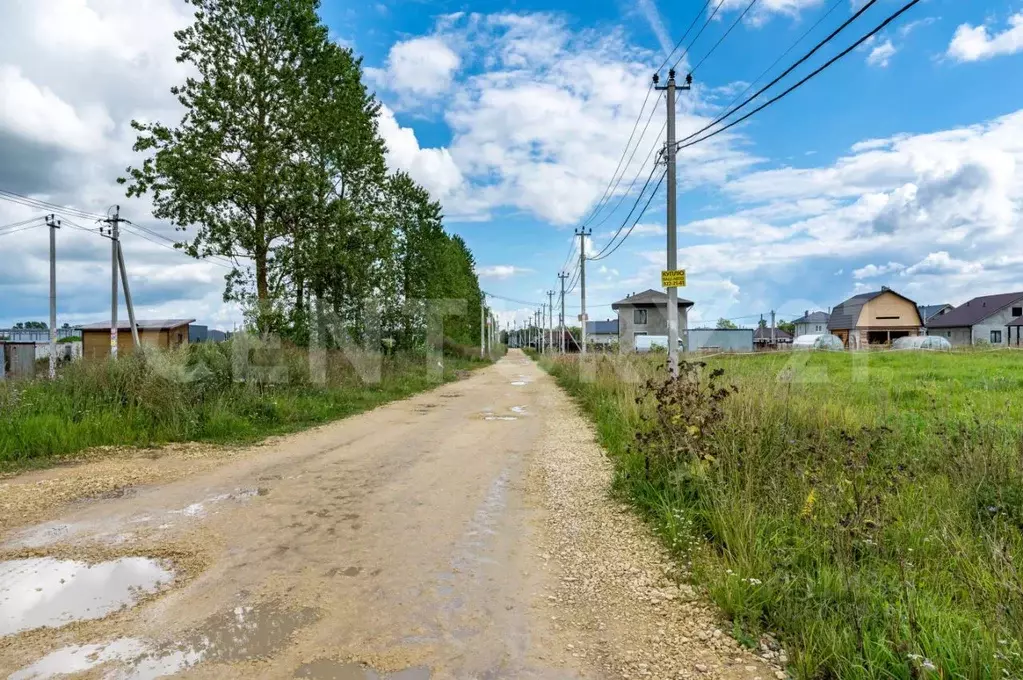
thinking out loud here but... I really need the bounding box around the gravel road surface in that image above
[0,351,781,680]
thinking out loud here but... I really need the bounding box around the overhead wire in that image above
[671,0,730,72]
[0,189,105,221]
[657,0,715,72]
[676,0,920,152]
[676,0,879,148]
[689,0,760,76]
[589,169,667,262]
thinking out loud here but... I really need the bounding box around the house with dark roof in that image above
[585,319,619,347]
[611,289,694,352]
[791,310,830,337]
[753,325,793,347]
[918,304,953,326]
[827,287,924,348]
[926,292,1023,346]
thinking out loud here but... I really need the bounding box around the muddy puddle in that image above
[294,660,432,679]
[510,406,527,414]
[0,557,174,637]
[483,416,517,421]
[7,488,263,549]
[10,600,319,679]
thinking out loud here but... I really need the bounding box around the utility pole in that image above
[575,228,591,354]
[541,303,547,353]
[480,296,486,359]
[546,290,555,353]
[117,240,141,350]
[107,207,120,359]
[655,69,690,377]
[558,272,569,353]
[771,309,776,346]
[46,215,60,379]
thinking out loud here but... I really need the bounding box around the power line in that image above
[715,0,843,118]
[590,161,662,260]
[0,223,45,238]
[0,189,105,221]
[589,169,666,262]
[672,0,729,72]
[689,0,760,75]
[677,0,920,153]
[676,0,878,148]
[120,225,236,269]
[657,0,715,72]
[0,216,45,231]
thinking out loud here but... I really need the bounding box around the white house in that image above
[791,310,830,338]
[926,292,1023,346]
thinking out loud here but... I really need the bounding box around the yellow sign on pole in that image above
[661,269,687,288]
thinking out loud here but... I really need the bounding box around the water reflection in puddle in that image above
[10,601,319,679]
[0,557,174,636]
[510,406,527,414]
[294,660,432,680]
[483,416,517,421]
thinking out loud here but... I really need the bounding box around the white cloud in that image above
[635,0,673,57]
[368,36,460,100]
[852,262,905,279]
[478,265,531,279]
[866,39,897,67]
[377,104,465,203]
[902,251,982,277]
[948,13,1023,62]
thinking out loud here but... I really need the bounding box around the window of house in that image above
[1013,307,1022,317]
[634,309,648,324]
[991,330,1003,344]
[946,332,951,338]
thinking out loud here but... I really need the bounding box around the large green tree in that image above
[121,0,327,329]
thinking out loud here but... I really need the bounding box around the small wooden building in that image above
[78,319,195,361]
[827,287,923,348]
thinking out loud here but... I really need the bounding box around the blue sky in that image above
[1,0,1022,330]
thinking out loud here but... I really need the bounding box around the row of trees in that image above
[122,0,484,349]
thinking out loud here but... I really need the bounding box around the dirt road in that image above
[0,351,781,680]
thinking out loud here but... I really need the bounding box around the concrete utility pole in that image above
[480,296,486,358]
[655,69,690,378]
[575,228,591,354]
[771,310,776,345]
[46,215,60,379]
[546,290,555,353]
[558,272,569,353]
[116,239,141,349]
[108,207,120,358]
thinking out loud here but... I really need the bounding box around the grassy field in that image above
[0,339,495,472]
[538,349,1023,680]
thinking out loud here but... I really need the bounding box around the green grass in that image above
[0,339,494,472]
[537,349,1023,680]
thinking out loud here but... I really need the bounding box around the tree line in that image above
[121,0,484,349]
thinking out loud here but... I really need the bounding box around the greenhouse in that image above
[792,334,845,351]
[891,335,952,351]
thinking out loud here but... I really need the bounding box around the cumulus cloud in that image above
[367,36,460,101]
[852,262,905,279]
[377,104,465,202]
[948,13,1023,62]
[866,39,897,67]
[477,265,531,279]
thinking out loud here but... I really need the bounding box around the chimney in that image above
[805,309,809,318]
[881,285,890,291]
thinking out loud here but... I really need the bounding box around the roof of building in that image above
[827,288,921,330]
[611,289,694,309]
[927,292,1023,329]
[791,310,830,325]
[753,326,793,341]
[918,304,953,322]
[1008,317,1023,327]
[586,319,619,335]
[77,319,195,331]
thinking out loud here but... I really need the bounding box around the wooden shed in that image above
[77,319,195,361]
[827,288,923,348]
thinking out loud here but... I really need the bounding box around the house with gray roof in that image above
[791,310,830,338]
[926,292,1023,346]
[827,287,924,348]
[611,289,694,352]
[585,319,619,347]
[918,304,953,326]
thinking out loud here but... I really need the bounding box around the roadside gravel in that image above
[529,373,787,680]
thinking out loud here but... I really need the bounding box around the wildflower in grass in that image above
[800,489,816,519]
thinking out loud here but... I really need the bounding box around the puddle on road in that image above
[10,601,319,679]
[483,416,518,421]
[510,381,527,386]
[510,406,527,415]
[295,660,432,680]
[0,557,174,637]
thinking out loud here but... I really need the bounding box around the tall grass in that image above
[539,350,1023,679]
[0,338,489,470]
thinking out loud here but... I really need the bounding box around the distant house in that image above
[189,325,231,343]
[611,289,694,352]
[918,304,953,326]
[926,292,1023,346]
[586,319,619,347]
[827,287,924,348]
[77,319,195,360]
[753,325,793,347]
[791,311,830,337]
